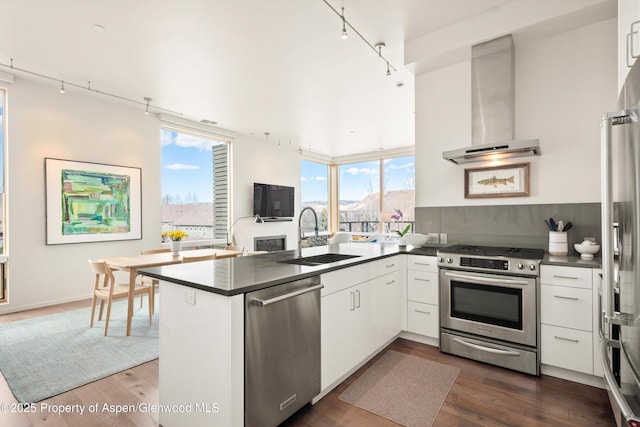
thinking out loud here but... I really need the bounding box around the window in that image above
[382,155,415,235]
[300,160,329,231]
[0,88,4,302]
[339,160,380,233]
[161,127,229,244]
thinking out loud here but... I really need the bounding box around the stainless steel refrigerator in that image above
[601,59,640,427]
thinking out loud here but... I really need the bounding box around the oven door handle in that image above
[444,271,530,286]
[453,337,521,356]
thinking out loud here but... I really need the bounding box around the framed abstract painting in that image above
[45,158,142,244]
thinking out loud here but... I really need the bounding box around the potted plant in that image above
[391,209,410,246]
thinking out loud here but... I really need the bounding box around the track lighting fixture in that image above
[341,7,348,39]
[321,1,397,78]
[0,59,182,116]
[144,97,152,115]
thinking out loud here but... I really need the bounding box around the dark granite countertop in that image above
[140,243,440,296]
[541,254,602,269]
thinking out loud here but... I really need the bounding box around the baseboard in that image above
[398,331,439,347]
[0,294,92,316]
[541,364,605,389]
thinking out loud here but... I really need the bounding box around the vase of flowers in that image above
[162,230,189,255]
[391,209,411,246]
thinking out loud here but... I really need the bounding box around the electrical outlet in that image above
[440,233,448,244]
[183,290,196,305]
[427,233,439,243]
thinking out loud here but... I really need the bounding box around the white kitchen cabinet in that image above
[406,255,439,339]
[321,257,403,390]
[592,269,604,378]
[540,265,595,375]
[618,0,640,91]
[378,268,402,345]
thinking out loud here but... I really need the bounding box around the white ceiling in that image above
[0,0,616,157]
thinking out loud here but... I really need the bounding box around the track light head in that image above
[59,81,65,94]
[386,62,391,77]
[341,7,348,39]
[144,97,152,115]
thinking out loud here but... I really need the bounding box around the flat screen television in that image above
[253,183,295,219]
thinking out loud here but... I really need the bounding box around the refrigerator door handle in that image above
[601,110,635,325]
[601,339,640,426]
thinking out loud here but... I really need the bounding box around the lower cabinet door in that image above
[407,301,439,338]
[321,288,355,389]
[352,280,380,364]
[378,271,402,345]
[541,324,593,374]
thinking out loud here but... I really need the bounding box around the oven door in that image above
[440,269,537,347]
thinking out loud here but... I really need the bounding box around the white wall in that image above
[0,78,300,314]
[230,137,300,251]
[1,77,161,314]
[415,19,617,207]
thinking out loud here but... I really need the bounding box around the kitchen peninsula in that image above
[141,243,430,427]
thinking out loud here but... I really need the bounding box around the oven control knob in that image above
[517,263,524,270]
[446,257,453,264]
[528,264,537,271]
[437,256,444,263]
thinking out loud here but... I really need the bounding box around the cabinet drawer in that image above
[540,265,592,289]
[541,324,593,374]
[407,271,438,305]
[541,285,592,331]
[407,301,439,338]
[378,256,401,275]
[321,263,377,296]
[406,255,438,273]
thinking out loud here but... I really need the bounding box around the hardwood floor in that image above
[0,301,616,427]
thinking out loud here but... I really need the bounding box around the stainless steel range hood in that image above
[443,35,540,165]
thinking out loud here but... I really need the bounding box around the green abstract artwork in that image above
[61,169,131,235]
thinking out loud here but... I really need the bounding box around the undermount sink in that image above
[279,253,360,266]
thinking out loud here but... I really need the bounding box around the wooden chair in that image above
[181,254,216,263]
[89,259,153,336]
[139,248,170,314]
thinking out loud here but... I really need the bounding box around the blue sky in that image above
[301,156,415,202]
[161,129,222,204]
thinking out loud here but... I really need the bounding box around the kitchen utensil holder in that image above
[549,231,568,255]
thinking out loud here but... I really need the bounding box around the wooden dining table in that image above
[103,248,241,336]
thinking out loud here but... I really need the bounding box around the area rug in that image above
[0,298,158,403]
[339,350,459,427]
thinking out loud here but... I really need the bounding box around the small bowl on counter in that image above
[574,240,600,259]
[403,233,429,248]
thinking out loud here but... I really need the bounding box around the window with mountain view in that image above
[339,160,381,233]
[161,127,229,243]
[382,156,415,235]
[300,160,328,231]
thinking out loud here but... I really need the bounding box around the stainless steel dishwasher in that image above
[245,276,322,427]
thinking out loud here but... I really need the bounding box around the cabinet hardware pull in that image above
[553,275,579,280]
[350,292,355,311]
[554,336,579,343]
[553,295,579,301]
[414,262,431,266]
[414,309,431,315]
[355,290,361,308]
[414,277,430,282]
[631,20,640,61]
[385,280,395,285]
[385,264,396,268]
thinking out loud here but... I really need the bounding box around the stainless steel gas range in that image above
[437,244,545,375]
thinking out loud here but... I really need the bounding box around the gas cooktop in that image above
[438,244,545,260]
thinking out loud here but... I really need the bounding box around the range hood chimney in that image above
[443,35,540,164]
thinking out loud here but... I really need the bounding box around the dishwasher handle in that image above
[251,284,324,307]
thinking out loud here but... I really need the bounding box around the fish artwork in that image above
[477,175,515,187]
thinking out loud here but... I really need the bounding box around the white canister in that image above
[549,231,568,255]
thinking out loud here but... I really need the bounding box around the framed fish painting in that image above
[45,158,142,244]
[464,162,530,199]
